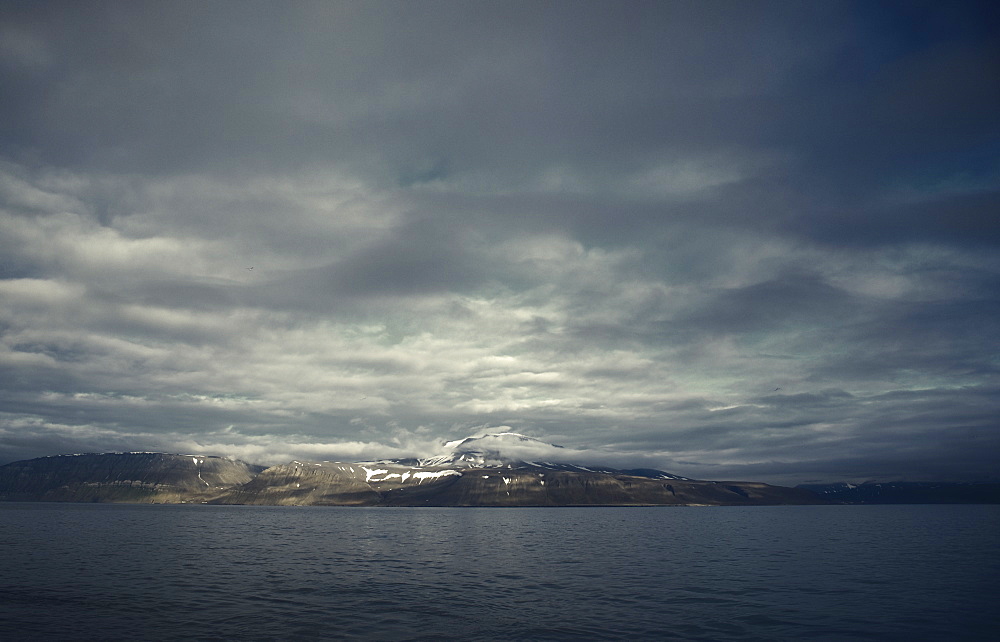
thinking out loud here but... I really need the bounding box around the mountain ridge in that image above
[20,432,996,506]
[5,433,993,505]
[0,433,822,506]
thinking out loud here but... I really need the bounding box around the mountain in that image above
[416,432,690,480]
[0,452,264,503]
[0,433,824,506]
[798,481,1000,504]
[208,458,821,507]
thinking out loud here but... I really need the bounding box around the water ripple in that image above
[0,504,997,640]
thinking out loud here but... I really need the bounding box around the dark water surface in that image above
[1,503,997,641]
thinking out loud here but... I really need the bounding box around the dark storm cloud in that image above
[0,1,997,483]
[0,1,850,178]
[796,190,1000,248]
[674,272,863,335]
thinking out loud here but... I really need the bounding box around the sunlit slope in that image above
[0,452,263,503]
[209,461,461,506]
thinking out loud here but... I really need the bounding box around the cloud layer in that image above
[1,1,998,483]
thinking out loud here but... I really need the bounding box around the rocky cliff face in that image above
[414,470,823,506]
[211,460,470,506]
[210,460,822,507]
[0,452,263,503]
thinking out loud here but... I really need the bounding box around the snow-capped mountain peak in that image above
[417,431,691,480]
[421,432,563,468]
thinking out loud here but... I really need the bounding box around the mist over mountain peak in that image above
[422,432,567,468]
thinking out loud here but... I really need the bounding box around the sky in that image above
[1,0,998,484]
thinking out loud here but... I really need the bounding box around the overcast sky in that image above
[1,0,997,484]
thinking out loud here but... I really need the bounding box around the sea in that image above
[1,503,997,641]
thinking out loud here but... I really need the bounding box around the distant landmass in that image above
[0,433,823,506]
[797,481,1000,504]
[1,432,992,506]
